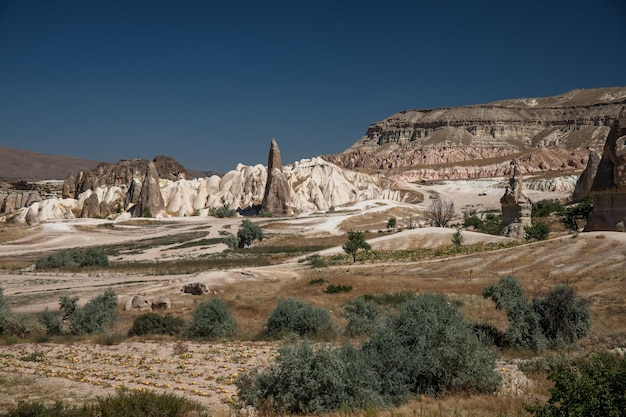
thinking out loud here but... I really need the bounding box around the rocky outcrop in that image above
[585,107,626,231]
[131,162,165,218]
[500,161,532,239]
[0,191,42,214]
[325,87,626,181]
[182,283,209,295]
[153,155,187,181]
[572,149,601,201]
[261,138,293,216]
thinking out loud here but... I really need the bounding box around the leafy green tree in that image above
[342,231,371,262]
[563,199,593,232]
[185,298,236,339]
[128,313,185,337]
[387,217,397,229]
[237,219,264,248]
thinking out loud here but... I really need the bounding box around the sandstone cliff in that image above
[325,87,626,180]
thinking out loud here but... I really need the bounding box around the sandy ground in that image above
[0,179,613,413]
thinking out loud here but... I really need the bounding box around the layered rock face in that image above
[325,87,626,180]
[585,107,626,231]
[261,138,293,216]
[500,161,532,239]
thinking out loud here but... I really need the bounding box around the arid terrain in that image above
[0,180,625,415]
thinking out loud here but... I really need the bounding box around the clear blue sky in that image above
[1,0,625,172]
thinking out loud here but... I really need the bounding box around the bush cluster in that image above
[524,222,551,241]
[344,296,381,337]
[264,298,332,339]
[35,247,109,270]
[184,298,237,339]
[209,205,237,218]
[0,389,208,417]
[483,276,590,351]
[59,289,118,335]
[463,212,503,235]
[237,219,263,248]
[128,313,185,337]
[527,352,626,417]
[239,294,500,414]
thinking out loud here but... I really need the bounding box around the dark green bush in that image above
[60,289,118,335]
[236,340,385,415]
[526,352,626,417]
[483,276,591,351]
[483,275,546,352]
[264,298,333,339]
[345,296,381,337]
[184,298,236,339]
[35,247,109,270]
[128,313,185,337]
[532,200,564,217]
[362,294,501,401]
[532,285,591,348]
[209,205,237,218]
[39,308,62,335]
[237,219,264,248]
[0,389,208,417]
[324,284,353,294]
[563,199,594,232]
[0,288,11,335]
[524,222,551,241]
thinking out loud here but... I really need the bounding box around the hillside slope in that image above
[0,147,100,181]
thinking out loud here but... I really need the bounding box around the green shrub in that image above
[308,278,325,285]
[0,389,208,417]
[532,200,564,217]
[532,285,591,348]
[362,294,501,401]
[39,308,62,335]
[35,248,109,270]
[60,289,118,335]
[264,298,333,339]
[185,298,236,339]
[305,254,328,268]
[526,352,626,417]
[524,222,551,241]
[345,296,381,337]
[209,205,237,218]
[483,276,591,351]
[128,313,186,337]
[0,287,11,335]
[452,228,463,247]
[483,276,546,352]
[222,233,238,250]
[237,219,264,248]
[324,284,353,294]
[236,340,385,415]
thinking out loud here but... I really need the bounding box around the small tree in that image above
[387,217,397,230]
[426,198,455,227]
[452,228,464,248]
[563,199,594,232]
[60,289,118,335]
[342,230,371,262]
[237,219,263,248]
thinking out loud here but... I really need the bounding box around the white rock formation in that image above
[14,158,404,222]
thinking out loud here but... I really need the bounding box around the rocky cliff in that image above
[325,87,626,180]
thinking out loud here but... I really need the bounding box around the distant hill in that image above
[0,147,223,182]
[0,147,101,181]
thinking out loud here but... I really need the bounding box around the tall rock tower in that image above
[585,107,626,231]
[132,161,165,218]
[500,160,532,239]
[261,138,293,216]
